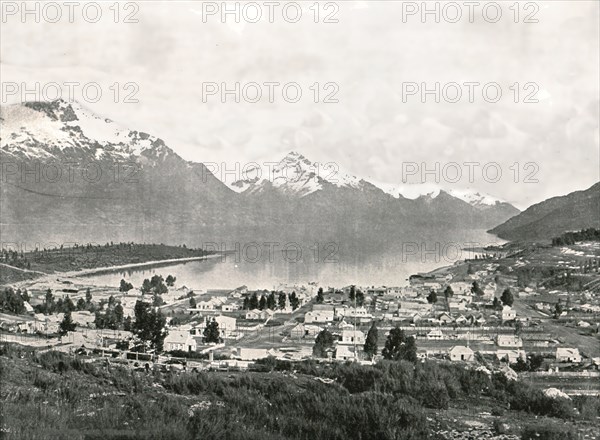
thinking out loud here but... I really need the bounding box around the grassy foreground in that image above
[1,345,598,439]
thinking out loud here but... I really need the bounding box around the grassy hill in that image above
[1,345,598,440]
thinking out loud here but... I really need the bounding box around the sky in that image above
[1,1,599,209]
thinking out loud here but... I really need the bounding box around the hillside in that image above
[1,100,519,249]
[489,183,600,242]
[1,346,597,440]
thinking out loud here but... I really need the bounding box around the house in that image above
[23,301,34,314]
[164,330,197,352]
[556,348,582,363]
[496,335,523,348]
[496,349,526,363]
[449,282,471,295]
[335,344,358,361]
[335,306,372,320]
[501,306,516,322]
[290,323,322,339]
[71,311,95,327]
[438,312,454,325]
[448,298,468,311]
[483,283,496,298]
[367,287,387,296]
[339,329,365,345]
[196,297,226,311]
[221,303,240,312]
[194,315,237,339]
[245,309,262,320]
[454,315,468,326]
[449,345,474,362]
[427,329,444,340]
[305,309,335,323]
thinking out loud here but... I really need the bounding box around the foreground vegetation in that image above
[1,345,599,440]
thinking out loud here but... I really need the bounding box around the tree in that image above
[150,275,168,294]
[493,297,503,311]
[443,286,454,299]
[528,354,544,371]
[289,291,300,310]
[349,285,356,303]
[364,322,378,359]
[249,293,259,310]
[427,291,438,304]
[114,304,124,324]
[500,288,514,307]
[76,298,86,311]
[59,310,76,335]
[165,275,176,287]
[266,291,277,310]
[313,328,334,358]
[258,295,267,310]
[554,302,563,318]
[471,281,483,296]
[45,289,54,310]
[119,279,133,292]
[141,279,152,294]
[316,287,324,304]
[382,327,417,362]
[85,288,92,305]
[356,289,365,307]
[278,292,287,309]
[132,301,167,351]
[467,264,474,275]
[242,297,250,310]
[203,318,221,343]
[189,297,197,308]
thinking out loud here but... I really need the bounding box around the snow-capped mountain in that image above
[1,99,520,248]
[229,151,513,213]
[228,151,365,197]
[1,100,171,161]
[378,182,506,208]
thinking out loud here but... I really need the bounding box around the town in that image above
[2,237,599,398]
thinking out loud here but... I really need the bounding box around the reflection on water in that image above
[81,230,504,290]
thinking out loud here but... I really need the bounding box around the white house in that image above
[496,334,523,348]
[245,309,262,320]
[496,349,526,363]
[449,345,474,362]
[335,344,358,361]
[501,306,517,321]
[449,282,471,295]
[304,309,335,324]
[556,348,582,363]
[195,315,237,339]
[164,331,197,352]
[339,329,366,345]
[427,329,444,340]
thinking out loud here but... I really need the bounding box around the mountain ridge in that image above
[489,182,600,242]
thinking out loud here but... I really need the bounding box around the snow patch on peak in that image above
[447,188,505,206]
[1,99,173,161]
[378,182,442,200]
[227,151,362,197]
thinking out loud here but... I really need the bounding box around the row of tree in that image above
[242,291,300,311]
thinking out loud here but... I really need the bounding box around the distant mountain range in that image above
[1,100,520,248]
[489,182,600,242]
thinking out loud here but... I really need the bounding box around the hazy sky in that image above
[1,1,598,209]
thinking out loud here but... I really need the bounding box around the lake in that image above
[79,229,504,290]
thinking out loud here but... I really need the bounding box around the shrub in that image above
[521,421,577,440]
